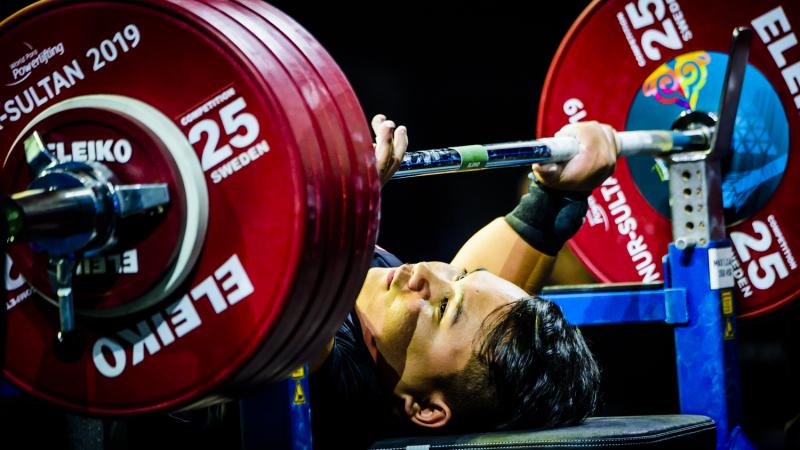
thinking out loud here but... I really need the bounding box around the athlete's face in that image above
[355,261,525,393]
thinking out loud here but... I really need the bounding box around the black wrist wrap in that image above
[504,181,589,256]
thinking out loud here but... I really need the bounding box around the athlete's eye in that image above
[439,298,449,321]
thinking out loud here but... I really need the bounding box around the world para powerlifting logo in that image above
[6,41,65,87]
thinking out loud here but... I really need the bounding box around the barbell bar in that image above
[393,128,713,178]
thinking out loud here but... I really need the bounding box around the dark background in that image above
[1,1,799,449]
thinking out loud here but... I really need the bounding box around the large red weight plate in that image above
[191,1,373,387]
[169,0,338,391]
[0,0,378,414]
[218,0,379,384]
[172,0,375,389]
[539,0,800,317]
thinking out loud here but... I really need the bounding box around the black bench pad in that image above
[370,415,715,449]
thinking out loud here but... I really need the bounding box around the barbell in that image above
[0,0,797,414]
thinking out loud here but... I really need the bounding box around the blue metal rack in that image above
[543,242,754,450]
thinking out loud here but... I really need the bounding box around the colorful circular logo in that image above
[626,51,789,225]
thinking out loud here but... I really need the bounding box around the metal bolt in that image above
[675,237,697,249]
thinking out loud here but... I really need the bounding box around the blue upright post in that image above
[0,380,21,397]
[658,28,757,449]
[288,365,313,450]
[239,364,313,449]
[666,242,754,450]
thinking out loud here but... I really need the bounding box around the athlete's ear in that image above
[400,391,452,428]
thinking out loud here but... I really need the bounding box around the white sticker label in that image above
[709,247,735,289]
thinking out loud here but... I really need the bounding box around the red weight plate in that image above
[181,0,344,388]
[538,0,800,317]
[206,2,345,386]
[245,0,380,380]
[192,0,378,388]
[224,0,379,384]
[0,0,314,414]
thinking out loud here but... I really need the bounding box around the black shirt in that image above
[309,248,404,449]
